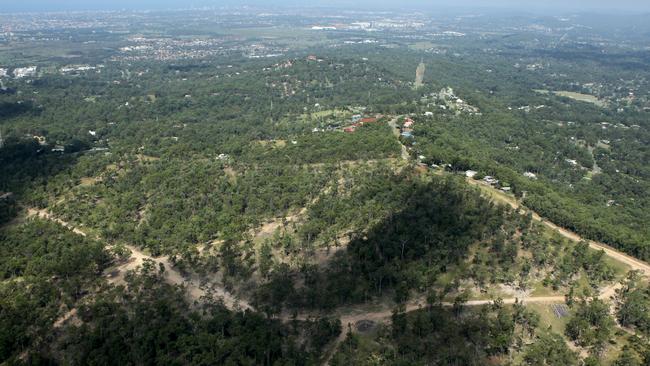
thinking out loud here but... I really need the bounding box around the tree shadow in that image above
[0,137,82,224]
[255,176,509,312]
[0,100,38,119]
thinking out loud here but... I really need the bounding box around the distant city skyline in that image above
[3,0,650,13]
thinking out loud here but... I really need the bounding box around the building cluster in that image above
[343,115,381,133]
[113,36,286,62]
[482,175,511,192]
[115,37,226,61]
[400,117,415,138]
[60,64,103,75]
[421,87,481,116]
[310,19,425,32]
[13,66,38,78]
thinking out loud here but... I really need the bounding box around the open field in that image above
[535,89,607,107]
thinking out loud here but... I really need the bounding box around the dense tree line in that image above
[331,299,544,365]
[252,173,509,311]
[616,271,650,337]
[58,261,326,366]
[0,219,110,363]
[1,28,647,365]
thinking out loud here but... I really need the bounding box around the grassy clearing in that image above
[531,282,562,297]
[601,331,633,365]
[526,302,568,334]
[136,154,160,162]
[534,89,606,107]
[256,139,287,148]
[306,109,350,119]
[603,254,632,280]
[553,91,607,107]
[223,27,329,47]
[78,177,101,187]
[466,178,518,208]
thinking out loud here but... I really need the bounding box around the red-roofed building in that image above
[359,117,378,124]
[344,127,356,133]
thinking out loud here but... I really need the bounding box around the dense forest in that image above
[1,8,649,365]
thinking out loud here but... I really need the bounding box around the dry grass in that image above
[553,91,606,107]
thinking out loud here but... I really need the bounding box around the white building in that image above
[61,65,96,74]
[565,159,578,166]
[311,26,337,30]
[13,66,37,78]
[483,176,499,185]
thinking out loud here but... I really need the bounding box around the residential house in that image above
[483,176,499,185]
[359,117,378,124]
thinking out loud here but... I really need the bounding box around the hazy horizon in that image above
[3,0,650,13]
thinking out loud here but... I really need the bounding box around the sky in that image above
[2,0,650,13]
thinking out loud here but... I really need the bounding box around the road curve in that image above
[464,180,650,277]
[27,208,253,312]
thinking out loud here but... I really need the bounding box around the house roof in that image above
[359,117,378,124]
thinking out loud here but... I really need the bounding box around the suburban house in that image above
[359,117,378,124]
[483,176,499,185]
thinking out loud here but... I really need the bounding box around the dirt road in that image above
[28,164,649,364]
[388,117,410,161]
[543,220,650,276]
[28,209,252,312]
[464,180,650,277]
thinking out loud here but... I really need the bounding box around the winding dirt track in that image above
[388,117,410,161]
[19,117,649,365]
[28,147,650,364]
[464,181,650,277]
[27,209,252,312]
[543,221,650,276]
